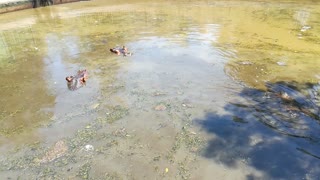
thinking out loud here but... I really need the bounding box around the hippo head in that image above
[66,76,74,82]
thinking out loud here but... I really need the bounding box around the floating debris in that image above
[84,144,94,151]
[280,92,292,100]
[182,103,193,108]
[276,61,286,66]
[90,103,100,110]
[239,61,253,65]
[301,25,311,32]
[153,92,166,96]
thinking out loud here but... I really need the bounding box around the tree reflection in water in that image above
[197,81,320,179]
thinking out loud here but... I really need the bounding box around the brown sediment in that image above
[38,140,68,164]
[0,0,81,14]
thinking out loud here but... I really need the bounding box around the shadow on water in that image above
[33,0,53,8]
[197,81,320,179]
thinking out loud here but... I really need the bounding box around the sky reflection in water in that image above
[0,0,319,179]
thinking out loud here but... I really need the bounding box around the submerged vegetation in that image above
[0,0,319,179]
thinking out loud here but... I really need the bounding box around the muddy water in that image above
[0,0,319,179]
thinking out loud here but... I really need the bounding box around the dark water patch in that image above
[197,81,320,179]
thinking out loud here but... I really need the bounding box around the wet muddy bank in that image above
[0,0,81,14]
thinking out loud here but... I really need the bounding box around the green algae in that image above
[166,126,204,163]
[77,162,91,179]
[0,0,319,179]
[103,106,129,124]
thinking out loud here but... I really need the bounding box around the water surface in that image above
[0,0,319,179]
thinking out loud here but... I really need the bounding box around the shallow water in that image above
[0,0,319,179]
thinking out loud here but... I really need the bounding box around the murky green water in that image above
[0,0,319,179]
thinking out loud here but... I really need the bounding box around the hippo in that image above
[110,46,132,56]
[66,69,88,91]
